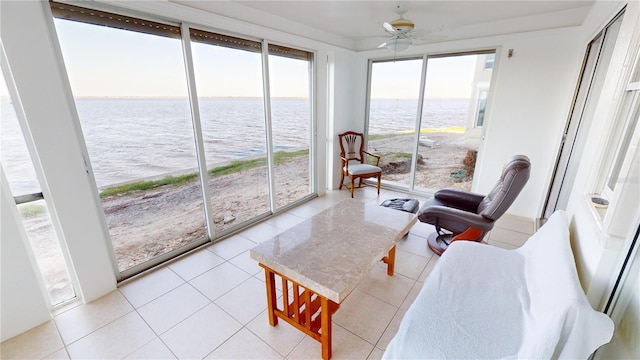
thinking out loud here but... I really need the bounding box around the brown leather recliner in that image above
[417,155,531,255]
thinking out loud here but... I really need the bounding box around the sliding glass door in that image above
[367,58,423,188]
[366,51,495,193]
[53,9,207,275]
[268,46,314,209]
[415,53,493,192]
[50,2,316,280]
[190,30,270,235]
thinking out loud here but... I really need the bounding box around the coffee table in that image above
[250,199,417,359]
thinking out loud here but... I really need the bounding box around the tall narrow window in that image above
[542,11,623,219]
[190,29,270,234]
[53,4,206,276]
[268,45,314,208]
[484,53,495,69]
[475,90,488,127]
[1,71,76,306]
[604,76,639,194]
[367,58,423,188]
[416,53,492,192]
[588,10,635,204]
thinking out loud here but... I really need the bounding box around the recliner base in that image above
[427,227,485,256]
[427,232,454,256]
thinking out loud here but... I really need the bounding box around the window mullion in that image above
[181,23,215,240]
[262,40,276,212]
[409,55,429,192]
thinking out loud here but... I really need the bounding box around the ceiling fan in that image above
[378,5,420,53]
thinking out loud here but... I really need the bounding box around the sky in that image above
[2,18,481,99]
[370,55,478,99]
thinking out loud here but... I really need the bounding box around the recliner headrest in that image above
[478,155,531,220]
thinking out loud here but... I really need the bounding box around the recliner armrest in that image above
[434,188,486,212]
[418,205,495,231]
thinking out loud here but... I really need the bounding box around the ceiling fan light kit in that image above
[385,38,412,52]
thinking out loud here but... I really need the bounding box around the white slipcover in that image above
[383,211,614,359]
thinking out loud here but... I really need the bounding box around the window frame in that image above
[1,50,79,308]
[364,50,496,194]
[596,45,640,203]
[475,89,488,127]
[49,1,317,281]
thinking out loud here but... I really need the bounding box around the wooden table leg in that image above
[259,267,339,359]
[263,267,278,326]
[320,296,332,360]
[385,245,396,276]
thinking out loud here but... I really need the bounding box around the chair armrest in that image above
[434,188,485,212]
[363,151,380,166]
[419,205,494,231]
[340,156,353,171]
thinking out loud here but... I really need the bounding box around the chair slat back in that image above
[339,131,364,163]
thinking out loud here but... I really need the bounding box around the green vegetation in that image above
[19,203,47,218]
[100,149,309,198]
[100,173,199,198]
[209,158,266,176]
[394,152,413,158]
[368,133,404,141]
[274,149,309,162]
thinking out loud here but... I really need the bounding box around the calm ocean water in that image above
[1,97,468,194]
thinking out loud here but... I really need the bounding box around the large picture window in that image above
[49,2,316,279]
[366,51,495,194]
[53,8,207,276]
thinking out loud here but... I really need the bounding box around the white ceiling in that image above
[171,1,596,51]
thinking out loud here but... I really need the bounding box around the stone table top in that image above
[250,199,417,303]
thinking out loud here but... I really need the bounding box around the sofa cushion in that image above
[344,163,381,175]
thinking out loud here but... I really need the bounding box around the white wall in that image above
[356,28,585,219]
[478,29,584,219]
[328,50,366,189]
[0,170,51,342]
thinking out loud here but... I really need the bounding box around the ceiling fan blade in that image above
[383,22,397,34]
[377,42,388,49]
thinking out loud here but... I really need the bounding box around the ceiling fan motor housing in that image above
[390,18,415,34]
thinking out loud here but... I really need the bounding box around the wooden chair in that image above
[338,131,382,198]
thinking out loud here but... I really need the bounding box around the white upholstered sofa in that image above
[383,211,614,359]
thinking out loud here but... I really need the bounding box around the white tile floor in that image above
[0,188,534,359]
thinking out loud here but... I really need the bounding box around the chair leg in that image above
[339,171,344,190]
[377,175,381,194]
[349,176,355,198]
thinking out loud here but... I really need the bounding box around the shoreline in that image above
[23,131,475,289]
